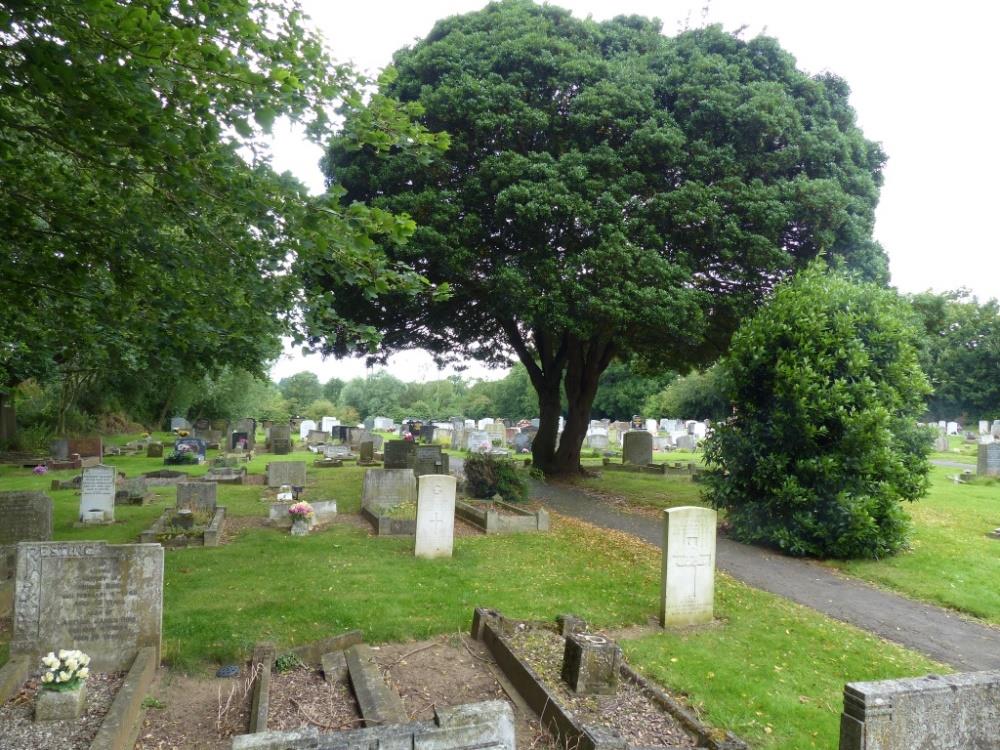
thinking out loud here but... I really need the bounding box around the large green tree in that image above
[0,1,442,427]
[309,1,887,474]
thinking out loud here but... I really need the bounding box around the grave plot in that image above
[455,497,549,534]
[139,482,226,548]
[472,609,746,750]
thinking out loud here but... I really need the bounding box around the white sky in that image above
[270,0,1000,384]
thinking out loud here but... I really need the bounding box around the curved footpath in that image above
[524,477,1000,672]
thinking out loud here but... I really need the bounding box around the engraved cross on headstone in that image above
[673,535,711,601]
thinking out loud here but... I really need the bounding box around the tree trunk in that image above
[531,379,562,472]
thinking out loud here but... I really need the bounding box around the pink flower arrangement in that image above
[288,501,314,521]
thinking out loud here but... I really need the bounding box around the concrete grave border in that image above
[139,506,226,547]
[455,499,549,534]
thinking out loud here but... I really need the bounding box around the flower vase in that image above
[35,682,87,721]
[291,517,310,536]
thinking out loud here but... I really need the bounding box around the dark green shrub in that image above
[704,264,932,559]
[464,454,528,503]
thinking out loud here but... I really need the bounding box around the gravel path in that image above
[448,456,1000,671]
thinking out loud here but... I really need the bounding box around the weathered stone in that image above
[344,643,408,726]
[266,461,307,488]
[232,700,515,750]
[176,482,217,511]
[307,429,328,446]
[414,444,447,477]
[115,477,151,505]
[661,506,717,627]
[269,424,291,454]
[359,441,374,464]
[35,682,87,721]
[0,491,53,547]
[556,614,587,637]
[622,431,653,466]
[466,430,491,452]
[67,436,102,459]
[145,442,164,458]
[977,442,1000,476]
[12,541,163,671]
[414,475,457,559]
[321,650,348,685]
[361,468,416,512]
[838,670,1000,750]
[561,633,621,695]
[78,464,116,523]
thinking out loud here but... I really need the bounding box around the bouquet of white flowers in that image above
[39,649,91,692]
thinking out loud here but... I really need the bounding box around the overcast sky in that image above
[269,0,1000,383]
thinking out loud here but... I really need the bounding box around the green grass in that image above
[928,434,978,465]
[0,431,948,748]
[829,465,1000,623]
[623,575,940,750]
[566,470,706,512]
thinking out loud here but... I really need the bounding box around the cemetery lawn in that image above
[563,471,706,512]
[928,435,977,465]
[828,465,1000,624]
[0,437,943,748]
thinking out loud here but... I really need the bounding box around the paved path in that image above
[523,477,1000,671]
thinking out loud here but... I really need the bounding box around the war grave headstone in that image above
[384,440,416,469]
[11,540,163,670]
[77,464,116,524]
[977,442,1000,477]
[661,506,717,627]
[414,475,457,559]
[299,419,318,439]
[838,670,1000,750]
[267,461,307,488]
[176,482,218,512]
[269,424,292,455]
[0,491,52,580]
[623,430,654,466]
[414,444,449,477]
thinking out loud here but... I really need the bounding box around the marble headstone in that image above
[661,506,717,627]
[267,461,307,488]
[414,475,457,559]
[78,464,116,522]
[12,541,164,670]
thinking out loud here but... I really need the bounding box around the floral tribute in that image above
[40,649,91,692]
[288,501,314,522]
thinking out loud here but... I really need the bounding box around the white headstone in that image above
[374,416,394,430]
[645,418,658,434]
[414,475,457,559]
[980,420,990,435]
[661,506,717,627]
[937,420,947,431]
[690,422,708,438]
[321,416,339,433]
[477,418,495,429]
[298,419,317,439]
[466,430,492,452]
[946,421,959,436]
[78,464,116,522]
[991,420,1000,438]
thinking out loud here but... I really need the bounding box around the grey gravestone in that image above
[977,443,1000,477]
[361,468,416,512]
[359,441,374,463]
[170,416,188,430]
[466,430,491,452]
[78,464,116,522]
[267,461,307,488]
[176,482,218,511]
[934,435,950,452]
[414,445,447,477]
[838,670,1000,750]
[307,429,328,446]
[49,438,69,461]
[146,442,164,458]
[323,444,351,459]
[116,477,150,505]
[384,440,416,469]
[992,420,1000,438]
[675,434,698,451]
[0,491,53,580]
[12,541,164,670]
[561,633,621,695]
[622,431,653,466]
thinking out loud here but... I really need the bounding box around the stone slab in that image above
[344,643,408,726]
[266,461,307,488]
[12,541,163,671]
[661,506,717,627]
[623,431,653,466]
[89,647,157,750]
[0,491,53,549]
[361,468,416,512]
[175,481,218,511]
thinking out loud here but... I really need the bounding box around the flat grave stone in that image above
[78,464,116,523]
[267,461,307,488]
[176,482,218,512]
[661,506,717,627]
[414,475,457,559]
[12,541,163,670]
[361,468,416,512]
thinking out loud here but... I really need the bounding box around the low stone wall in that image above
[90,646,158,750]
[839,670,1000,749]
[360,506,417,536]
[139,507,226,547]
[455,500,549,534]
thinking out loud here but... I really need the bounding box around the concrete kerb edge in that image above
[248,642,276,734]
[89,646,158,750]
[0,655,30,705]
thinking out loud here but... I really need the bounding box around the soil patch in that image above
[506,629,699,749]
[219,515,269,544]
[267,666,361,732]
[134,668,252,749]
[0,671,124,750]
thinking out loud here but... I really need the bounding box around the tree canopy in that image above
[0,0,444,430]
[704,265,931,559]
[310,0,888,474]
